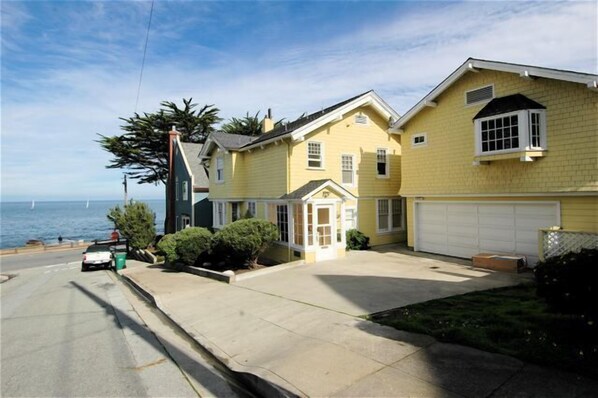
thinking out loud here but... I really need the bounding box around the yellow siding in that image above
[400,70,598,196]
[289,107,401,197]
[358,198,407,246]
[405,196,598,247]
[241,144,288,198]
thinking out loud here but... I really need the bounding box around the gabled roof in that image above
[243,90,399,151]
[392,58,598,131]
[211,131,254,150]
[473,94,546,120]
[280,179,357,201]
[178,141,209,189]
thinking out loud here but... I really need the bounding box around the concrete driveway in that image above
[237,245,531,316]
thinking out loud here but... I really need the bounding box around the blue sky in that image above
[1,1,596,202]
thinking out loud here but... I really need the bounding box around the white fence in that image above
[538,229,598,261]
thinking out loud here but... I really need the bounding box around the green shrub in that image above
[175,227,213,266]
[212,219,278,268]
[156,234,178,264]
[346,229,370,250]
[534,248,598,319]
[107,201,156,250]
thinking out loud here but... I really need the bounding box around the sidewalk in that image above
[120,261,598,397]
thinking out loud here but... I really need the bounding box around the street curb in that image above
[119,272,301,398]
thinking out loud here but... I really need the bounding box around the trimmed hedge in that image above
[156,234,178,264]
[534,248,598,320]
[212,219,279,268]
[346,229,370,250]
[175,227,213,266]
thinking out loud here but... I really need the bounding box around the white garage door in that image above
[415,202,559,265]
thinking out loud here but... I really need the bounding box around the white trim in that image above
[344,206,358,230]
[307,141,324,169]
[215,156,224,182]
[300,180,358,201]
[212,201,227,228]
[464,84,494,107]
[401,192,598,198]
[375,198,404,234]
[340,154,356,186]
[411,133,428,148]
[412,200,562,253]
[241,91,400,151]
[247,201,256,217]
[376,148,390,178]
[392,58,598,131]
[354,113,369,125]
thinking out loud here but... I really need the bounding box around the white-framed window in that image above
[474,109,546,156]
[216,157,224,182]
[231,202,240,222]
[354,114,368,125]
[276,204,289,242]
[181,215,191,229]
[377,198,403,233]
[465,85,494,106]
[247,201,256,218]
[307,142,323,168]
[376,148,389,178]
[412,133,427,148]
[213,202,226,228]
[175,177,179,200]
[293,204,304,245]
[341,154,355,185]
[345,207,358,230]
[182,181,189,201]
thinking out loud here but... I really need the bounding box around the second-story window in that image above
[341,154,354,185]
[182,181,188,201]
[216,157,224,182]
[308,142,323,168]
[377,148,389,177]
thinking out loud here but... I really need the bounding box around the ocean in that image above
[0,200,166,249]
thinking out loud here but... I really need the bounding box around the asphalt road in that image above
[1,247,84,273]
[1,261,246,397]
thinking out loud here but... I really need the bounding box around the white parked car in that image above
[81,244,113,271]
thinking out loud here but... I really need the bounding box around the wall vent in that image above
[465,85,494,105]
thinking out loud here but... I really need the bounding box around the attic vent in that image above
[355,114,368,124]
[465,85,494,106]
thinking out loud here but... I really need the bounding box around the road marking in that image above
[44,261,79,268]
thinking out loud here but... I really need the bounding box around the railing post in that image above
[538,229,545,262]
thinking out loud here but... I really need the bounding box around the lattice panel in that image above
[541,230,598,260]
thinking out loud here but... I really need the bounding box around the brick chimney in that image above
[261,108,274,133]
[167,126,180,234]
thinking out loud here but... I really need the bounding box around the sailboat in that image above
[31,200,35,210]
[86,199,89,209]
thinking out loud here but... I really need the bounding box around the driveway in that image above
[237,245,531,316]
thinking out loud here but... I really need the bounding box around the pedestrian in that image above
[111,229,119,242]
[58,235,63,243]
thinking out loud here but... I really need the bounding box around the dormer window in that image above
[473,94,547,157]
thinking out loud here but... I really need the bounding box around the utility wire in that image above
[134,0,155,113]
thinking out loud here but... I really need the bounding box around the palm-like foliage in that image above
[98,98,221,185]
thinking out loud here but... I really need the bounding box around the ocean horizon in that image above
[0,199,166,250]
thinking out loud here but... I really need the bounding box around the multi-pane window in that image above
[377,199,389,231]
[308,142,323,168]
[345,208,357,230]
[247,201,256,217]
[215,202,226,227]
[216,157,224,182]
[231,202,240,222]
[175,177,179,200]
[182,181,188,201]
[412,133,427,147]
[293,204,303,245]
[377,198,403,232]
[276,205,289,242]
[377,149,388,177]
[529,112,541,148]
[475,109,546,156]
[341,154,354,185]
[480,115,519,153]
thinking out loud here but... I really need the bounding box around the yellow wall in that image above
[405,196,598,247]
[399,70,598,196]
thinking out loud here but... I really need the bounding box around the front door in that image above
[315,205,336,261]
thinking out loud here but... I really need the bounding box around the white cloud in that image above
[1,1,596,201]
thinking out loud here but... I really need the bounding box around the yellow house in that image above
[391,58,598,265]
[200,91,403,263]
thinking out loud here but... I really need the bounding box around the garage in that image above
[414,201,559,265]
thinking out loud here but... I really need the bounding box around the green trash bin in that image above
[115,253,127,271]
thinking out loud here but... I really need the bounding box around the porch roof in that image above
[280,179,357,201]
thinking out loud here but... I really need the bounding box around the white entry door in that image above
[315,205,336,261]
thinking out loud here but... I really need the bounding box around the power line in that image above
[134,0,155,113]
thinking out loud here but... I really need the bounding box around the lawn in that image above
[369,284,598,379]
